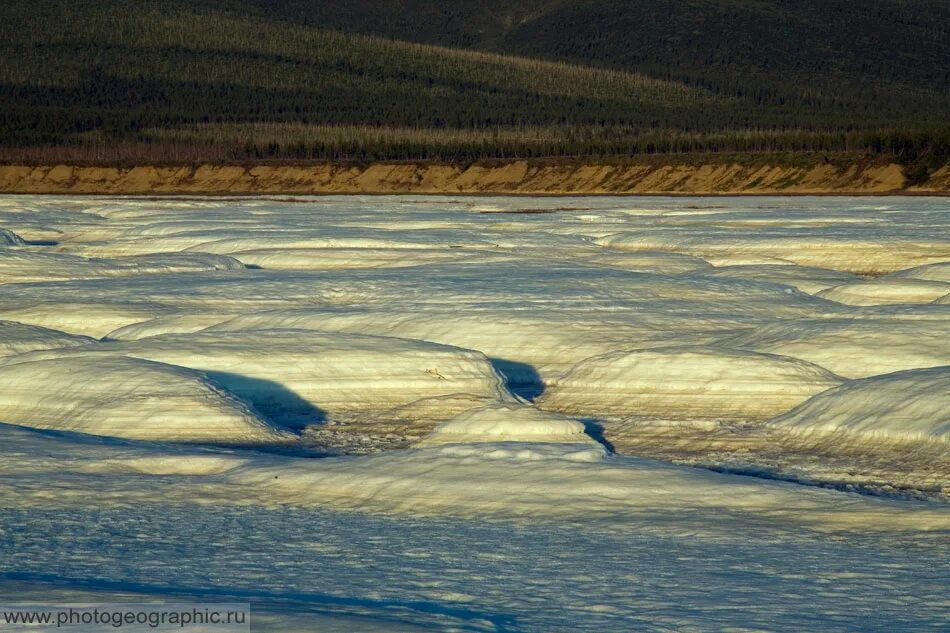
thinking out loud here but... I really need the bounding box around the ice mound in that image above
[108,252,246,272]
[2,423,945,532]
[539,346,842,421]
[0,249,245,284]
[204,287,817,394]
[2,329,511,426]
[221,446,947,531]
[768,366,949,443]
[594,227,950,274]
[427,442,608,462]
[0,250,116,283]
[177,229,498,255]
[0,356,292,442]
[0,301,174,338]
[205,309,664,390]
[229,247,499,270]
[105,312,239,340]
[416,404,607,462]
[420,404,595,444]
[0,228,26,245]
[719,319,950,378]
[73,235,249,257]
[817,279,950,306]
[0,320,95,358]
[579,251,713,274]
[699,264,863,294]
[885,261,950,283]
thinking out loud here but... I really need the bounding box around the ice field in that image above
[0,194,947,631]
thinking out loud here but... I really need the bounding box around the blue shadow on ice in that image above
[3,573,520,632]
[203,370,326,430]
[489,358,545,401]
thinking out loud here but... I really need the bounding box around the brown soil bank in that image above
[1,160,947,195]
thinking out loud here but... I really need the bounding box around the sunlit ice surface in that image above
[0,194,947,631]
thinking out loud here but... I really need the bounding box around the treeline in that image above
[3,127,947,168]
[155,125,950,163]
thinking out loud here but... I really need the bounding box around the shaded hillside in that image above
[237,0,950,123]
[0,0,947,165]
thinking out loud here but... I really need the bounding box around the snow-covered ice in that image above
[0,320,94,358]
[0,356,291,442]
[717,318,950,378]
[816,278,950,305]
[0,194,948,631]
[767,366,949,443]
[540,345,842,422]
[0,329,510,430]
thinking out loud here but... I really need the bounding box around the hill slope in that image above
[0,0,947,167]
[238,0,950,122]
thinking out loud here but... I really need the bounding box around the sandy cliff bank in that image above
[0,160,946,195]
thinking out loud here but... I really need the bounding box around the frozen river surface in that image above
[0,195,947,631]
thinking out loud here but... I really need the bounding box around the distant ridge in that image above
[0,0,947,177]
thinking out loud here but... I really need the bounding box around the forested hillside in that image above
[1,0,947,168]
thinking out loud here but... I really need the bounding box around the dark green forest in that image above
[1,0,947,167]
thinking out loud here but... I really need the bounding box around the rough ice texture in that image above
[0,249,244,284]
[540,346,842,421]
[0,320,95,358]
[1,329,511,427]
[0,196,948,631]
[105,312,242,340]
[0,356,290,442]
[577,250,714,274]
[593,218,950,274]
[0,196,947,483]
[699,264,863,294]
[768,366,949,443]
[1,423,944,535]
